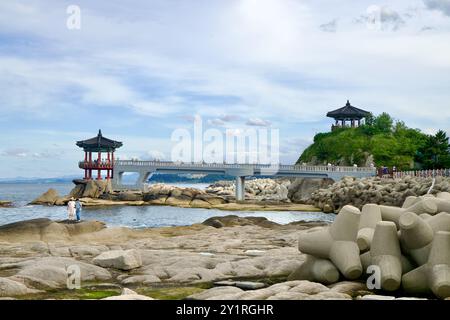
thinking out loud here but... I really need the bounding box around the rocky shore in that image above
[1,215,441,300]
[29,179,318,212]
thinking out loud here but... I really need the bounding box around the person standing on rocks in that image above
[67,198,76,221]
[75,199,82,222]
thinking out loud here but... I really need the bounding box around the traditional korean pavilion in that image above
[76,130,122,180]
[326,100,370,131]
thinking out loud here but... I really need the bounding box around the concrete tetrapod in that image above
[298,205,362,279]
[402,196,419,209]
[401,212,450,266]
[357,204,382,251]
[287,255,340,285]
[366,221,403,291]
[399,212,434,266]
[379,199,438,227]
[402,231,450,299]
[360,252,414,276]
[436,192,450,201]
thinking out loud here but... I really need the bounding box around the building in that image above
[327,100,371,131]
[76,130,123,180]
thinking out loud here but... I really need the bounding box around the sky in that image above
[0,0,450,178]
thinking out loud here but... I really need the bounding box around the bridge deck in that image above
[98,160,376,197]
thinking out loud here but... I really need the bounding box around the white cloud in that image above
[424,0,450,16]
[320,19,338,33]
[246,118,272,127]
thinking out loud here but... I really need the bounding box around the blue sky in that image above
[1,0,450,178]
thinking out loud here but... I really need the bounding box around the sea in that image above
[0,182,335,229]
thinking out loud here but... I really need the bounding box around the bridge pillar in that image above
[236,176,245,202]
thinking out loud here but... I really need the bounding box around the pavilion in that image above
[327,100,370,131]
[76,130,123,180]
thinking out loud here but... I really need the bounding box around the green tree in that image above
[416,130,450,169]
[373,112,394,134]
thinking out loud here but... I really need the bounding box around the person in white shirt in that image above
[67,198,76,221]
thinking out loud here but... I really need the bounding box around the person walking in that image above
[67,198,76,221]
[75,199,82,222]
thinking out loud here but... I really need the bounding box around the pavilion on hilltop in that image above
[76,130,123,180]
[326,100,371,131]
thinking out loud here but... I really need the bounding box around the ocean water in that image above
[0,182,335,228]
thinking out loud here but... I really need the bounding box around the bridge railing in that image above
[114,160,376,173]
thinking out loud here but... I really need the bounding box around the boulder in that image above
[30,189,59,205]
[9,257,111,289]
[117,192,143,202]
[190,199,212,209]
[0,278,29,297]
[0,201,13,208]
[93,249,142,270]
[288,178,334,204]
[165,195,192,207]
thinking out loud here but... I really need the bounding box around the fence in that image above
[392,169,450,179]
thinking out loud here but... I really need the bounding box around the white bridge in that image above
[110,160,376,201]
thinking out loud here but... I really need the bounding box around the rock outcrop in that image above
[0,201,13,208]
[288,178,334,204]
[93,249,142,271]
[30,189,60,205]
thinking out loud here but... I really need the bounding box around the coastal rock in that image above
[0,277,29,297]
[30,189,60,205]
[82,180,109,198]
[7,257,112,289]
[68,184,85,199]
[117,191,143,202]
[0,201,13,208]
[93,249,142,270]
[121,275,161,285]
[0,219,106,243]
[202,216,279,229]
[165,195,192,207]
[189,199,212,209]
[288,178,334,204]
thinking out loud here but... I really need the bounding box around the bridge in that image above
[92,160,376,201]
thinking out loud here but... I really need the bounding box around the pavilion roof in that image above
[76,130,123,151]
[326,100,370,120]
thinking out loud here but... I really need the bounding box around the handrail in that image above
[108,160,376,173]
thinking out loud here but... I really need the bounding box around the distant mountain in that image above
[0,173,235,184]
[0,176,79,184]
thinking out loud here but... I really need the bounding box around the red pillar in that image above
[106,152,111,179]
[97,151,102,180]
[111,152,115,179]
[84,151,88,179]
[88,152,92,180]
